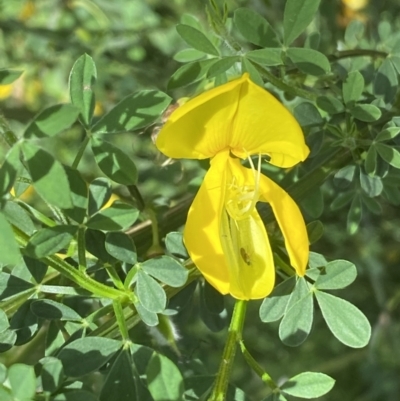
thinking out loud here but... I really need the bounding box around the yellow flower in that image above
[156,73,310,300]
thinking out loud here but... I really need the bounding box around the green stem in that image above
[113,300,130,343]
[13,225,127,301]
[77,226,87,272]
[239,340,278,390]
[72,134,90,169]
[104,264,125,290]
[254,64,318,101]
[329,49,388,62]
[208,300,247,401]
[127,185,145,211]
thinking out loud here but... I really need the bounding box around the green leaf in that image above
[147,352,184,401]
[176,24,219,56]
[316,95,345,114]
[105,232,137,264]
[359,171,383,197]
[0,330,17,353]
[202,281,225,315]
[365,146,377,175]
[207,57,239,79]
[91,137,138,185]
[92,90,171,134]
[0,309,9,333]
[308,252,327,270]
[22,142,73,209]
[305,31,320,50]
[331,191,355,211]
[31,299,82,321]
[173,48,206,63]
[136,270,166,313]
[374,58,398,104]
[262,393,288,401]
[350,104,382,122]
[376,127,400,142]
[279,278,313,346]
[100,350,136,401]
[347,194,362,234]
[343,71,364,106]
[40,357,64,394]
[0,145,20,197]
[23,255,47,284]
[287,48,330,75]
[69,53,97,127]
[168,59,217,90]
[241,58,264,87]
[315,260,357,290]
[26,225,77,258]
[8,364,36,401]
[165,232,188,258]
[10,300,39,345]
[0,362,7,383]
[135,302,159,326]
[234,8,279,47]
[294,102,323,127]
[200,282,228,332]
[85,229,115,263]
[0,69,23,85]
[378,20,391,41]
[52,390,99,401]
[44,321,64,357]
[333,165,356,188]
[63,167,88,224]
[0,273,34,301]
[259,276,296,323]
[88,177,112,216]
[300,187,324,218]
[3,202,34,236]
[141,256,188,287]
[281,372,335,398]
[24,104,80,138]
[245,49,283,66]
[315,291,371,348]
[283,0,321,45]
[86,201,139,231]
[344,20,365,47]
[361,195,382,215]
[307,220,324,244]
[58,337,121,377]
[376,143,400,168]
[0,213,21,266]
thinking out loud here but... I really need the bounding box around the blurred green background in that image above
[1,0,400,400]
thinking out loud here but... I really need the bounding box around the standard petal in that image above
[183,151,230,294]
[230,75,310,167]
[258,174,309,276]
[156,76,249,159]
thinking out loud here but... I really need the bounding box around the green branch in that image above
[208,300,247,401]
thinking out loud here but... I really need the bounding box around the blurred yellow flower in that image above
[0,85,13,100]
[156,74,309,300]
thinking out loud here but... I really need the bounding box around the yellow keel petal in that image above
[258,175,309,276]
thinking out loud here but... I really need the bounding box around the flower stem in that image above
[113,300,130,343]
[208,299,247,401]
[239,340,278,390]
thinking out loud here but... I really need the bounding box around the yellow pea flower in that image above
[156,73,310,300]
